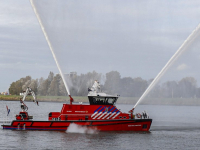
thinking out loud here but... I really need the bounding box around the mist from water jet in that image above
[133,23,200,109]
[66,123,98,134]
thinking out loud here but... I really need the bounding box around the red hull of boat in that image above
[2,119,152,131]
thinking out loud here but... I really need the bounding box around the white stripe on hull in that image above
[102,112,111,119]
[91,112,98,118]
[97,112,107,119]
[106,112,116,119]
[93,112,103,119]
[112,112,120,119]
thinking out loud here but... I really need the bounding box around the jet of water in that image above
[30,0,71,97]
[133,23,200,109]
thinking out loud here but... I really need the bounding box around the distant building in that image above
[1,92,8,95]
[20,93,24,96]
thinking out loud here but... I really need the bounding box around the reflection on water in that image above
[0,101,200,149]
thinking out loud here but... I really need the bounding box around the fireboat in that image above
[2,81,152,131]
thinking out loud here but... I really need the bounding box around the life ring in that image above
[136,113,141,118]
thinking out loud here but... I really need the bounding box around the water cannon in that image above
[129,108,134,113]
[129,108,134,119]
[69,95,74,105]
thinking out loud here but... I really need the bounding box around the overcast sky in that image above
[0,0,200,92]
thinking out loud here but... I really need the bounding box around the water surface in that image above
[0,101,200,150]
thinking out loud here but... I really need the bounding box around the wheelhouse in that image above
[88,96,118,105]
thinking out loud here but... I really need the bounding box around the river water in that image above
[0,100,200,150]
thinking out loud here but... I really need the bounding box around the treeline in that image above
[8,71,200,98]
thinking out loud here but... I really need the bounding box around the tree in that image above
[178,77,197,98]
[29,79,38,94]
[39,79,49,96]
[8,71,200,98]
[48,74,61,96]
[104,71,121,94]
[162,81,178,98]
[120,77,134,97]
[59,79,67,96]
[47,72,55,95]
[9,82,17,95]
[48,72,54,82]
[66,71,102,96]
[37,77,44,95]
[22,80,31,91]
[9,76,32,95]
[132,77,148,97]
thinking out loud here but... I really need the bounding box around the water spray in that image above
[133,23,200,109]
[30,0,73,103]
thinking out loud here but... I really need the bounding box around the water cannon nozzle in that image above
[69,95,74,105]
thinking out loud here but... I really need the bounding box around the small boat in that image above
[2,81,152,131]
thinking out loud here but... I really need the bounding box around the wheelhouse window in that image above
[88,96,117,105]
